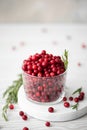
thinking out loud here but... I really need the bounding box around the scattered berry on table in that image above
[81,43,87,48]
[64,102,70,108]
[48,107,54,113]
[63,97,67,101]
[78,95,84,101]
[77,62,81,66]
[80,92,85,96]
[19,111,24,116]
[69,96,73,101]
[22,115,28,120]
[74,97,79,103]
[23,127,29,130]
[9,104,14,110]
[45,121,51,127]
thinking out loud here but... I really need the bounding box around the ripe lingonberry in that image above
[22,115,28,120]
[23,127,29,130]
[48,107,54,113]
[74,97,79,103]
[45,121,51,127]
[78,95,84,101]
[80,92,85,96]
[19,111,24,116]
[9,104,14,110]
[64,102,70,108]
[63,97,67,101]
[69,96,73,101]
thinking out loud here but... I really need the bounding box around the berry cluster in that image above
[19,111,28,121]
[19,111,29,130]
[22,50,65,77]
[63,91,85,108]
[22,50,66,103]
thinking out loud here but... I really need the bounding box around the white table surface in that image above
[0,24,87,130]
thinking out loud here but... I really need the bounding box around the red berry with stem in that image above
[9,104,14,110]
[48,107,54,113]
[64,102,70,108]
[45,121,51,127]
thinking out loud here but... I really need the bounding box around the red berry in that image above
[32,64,37,70]
[50,72,55,77]
[74,97,79,102]
[9,104,14,110]
[64,102,70,108]
[77,62,81,66]
[42,61,48,67]
[37,72,42,77]
[48,107,54,113]
[19,111,24,116]
[63,97,67,101]
[38,86,43,91]
[22,115,28,120]
[36,91,41,97]
[82,43,86,48]
[41,50,46,55]
[80,92,85,96]
[23,127,29,130]
[45,121,50,127]
[69,96,73,101]
[78,95,84,101]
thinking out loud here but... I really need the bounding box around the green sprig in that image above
[71,103,78,110]
[2,74,23,121]
[71,87,82,110]
[62,49,68,70]
[72,87,82,95]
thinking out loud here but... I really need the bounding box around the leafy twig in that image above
[62,49,68,70]
[2,74,23,121]
[71,87,82,110]
[72,87,82,95]
[71,103,78,110]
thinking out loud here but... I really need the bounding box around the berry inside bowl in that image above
[22,50,68,104]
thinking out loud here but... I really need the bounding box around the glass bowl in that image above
[22,71,67,104]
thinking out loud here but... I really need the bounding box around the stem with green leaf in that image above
[2,74,23,121]
[62,49,68,70]
[71,103,79,110]
[71,87,82,110]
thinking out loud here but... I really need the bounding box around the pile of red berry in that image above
[22,50,65,77]
[22,50,67,103]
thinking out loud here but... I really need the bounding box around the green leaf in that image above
[2,74,23,121]
[2,112,8,121]
[72,87,82,95]
[71,103,78,110]
[62,49,68,70]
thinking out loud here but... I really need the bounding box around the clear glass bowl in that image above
[22,71,67,104]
